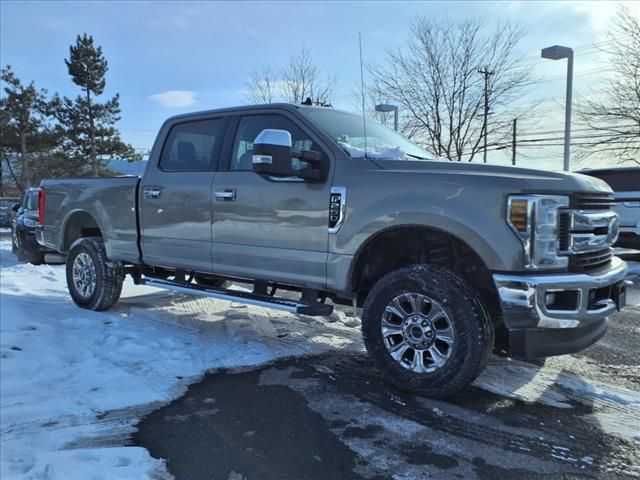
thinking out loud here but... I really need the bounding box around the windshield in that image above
[300,108,433,161]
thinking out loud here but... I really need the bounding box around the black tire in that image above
[66,237,124,311]
[11,227,17,253]
[194,275,231,289]
[362,264,494,398]
[22,250,44,265]
[14,231,44,265]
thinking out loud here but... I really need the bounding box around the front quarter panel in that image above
[329,160,528,292]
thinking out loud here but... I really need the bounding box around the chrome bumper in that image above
[493,256,628,330]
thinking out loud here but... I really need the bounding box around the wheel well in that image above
[63,211,102,251]
[350,226,501,322]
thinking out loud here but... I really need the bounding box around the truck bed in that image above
[40,176,141,263]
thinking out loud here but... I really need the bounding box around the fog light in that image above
[544,290,580,311]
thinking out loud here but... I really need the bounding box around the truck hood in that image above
[370,159,613,194]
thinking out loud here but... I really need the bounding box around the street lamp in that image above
[541,45,574,172]
[375,103,398,131]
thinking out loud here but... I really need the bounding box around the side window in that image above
[230,114,323,171]
[159,118,225,172]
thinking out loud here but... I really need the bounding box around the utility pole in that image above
[512,118,517,166]
[478,68,494,163]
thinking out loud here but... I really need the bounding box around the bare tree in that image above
[577,6,640,165]
[352,80,423,139]
[370,18,530,162]
[280,48,336,105]
[245,66,277,104]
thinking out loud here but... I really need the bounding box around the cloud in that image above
[149,90,198,108]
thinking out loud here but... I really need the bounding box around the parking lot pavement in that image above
[134,287,640,480]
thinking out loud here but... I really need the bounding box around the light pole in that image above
[541,45,574,172]
[375,103,398,131]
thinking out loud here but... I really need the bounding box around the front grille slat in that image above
[557,212,571,251]
[571,193,616,210]
[568,248,613,271]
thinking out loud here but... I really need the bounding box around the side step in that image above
[141,277,334,317]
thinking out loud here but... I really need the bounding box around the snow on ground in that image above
[0,240,361,479]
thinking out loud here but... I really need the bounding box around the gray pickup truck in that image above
[37,104,629,397]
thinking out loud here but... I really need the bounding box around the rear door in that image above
[140,116,228,272]
[211,112,334,288]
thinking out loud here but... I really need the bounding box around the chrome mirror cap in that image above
[254,129,292,148]
[252,154,273,165]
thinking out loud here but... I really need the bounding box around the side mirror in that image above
[252,129,294,177]
[12,203,20,212]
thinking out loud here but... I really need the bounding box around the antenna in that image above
[359,32,367,158]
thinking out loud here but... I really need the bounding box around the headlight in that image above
[507,195,569,270]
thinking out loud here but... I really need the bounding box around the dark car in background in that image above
[579,167,640,251]
[0,196,20,228]
[11,188,56,264]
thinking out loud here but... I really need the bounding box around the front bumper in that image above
[493,256,628,359]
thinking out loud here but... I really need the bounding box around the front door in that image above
[140,117,227,272]
[211,112,333,288]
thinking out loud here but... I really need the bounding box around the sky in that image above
[1,0,638,171]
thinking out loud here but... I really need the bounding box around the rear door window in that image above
[159,118,226,172]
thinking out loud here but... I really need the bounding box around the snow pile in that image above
[338,142,407,160]
[0,240,361,479]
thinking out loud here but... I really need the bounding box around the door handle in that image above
[215,189,237,201]
[143,187,161,199]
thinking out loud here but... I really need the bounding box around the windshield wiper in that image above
[406,153,429,160]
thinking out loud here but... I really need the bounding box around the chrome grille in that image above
[560,192,616,272]
[569,248,613,271]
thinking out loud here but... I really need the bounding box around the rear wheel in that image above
[66,237,123,311]
[362,264,493,398]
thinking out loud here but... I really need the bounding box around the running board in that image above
[141,278,334,317]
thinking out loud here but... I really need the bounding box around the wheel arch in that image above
[347,224,502,328]
[61,210,103,253]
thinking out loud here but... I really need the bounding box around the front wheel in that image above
[362,264,493,398]
[66,237,124,311]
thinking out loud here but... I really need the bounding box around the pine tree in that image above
[0,66,55,191]
[57,34,138,176]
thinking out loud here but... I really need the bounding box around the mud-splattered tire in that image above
[362,264,494,398]
[66,237,124,311]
